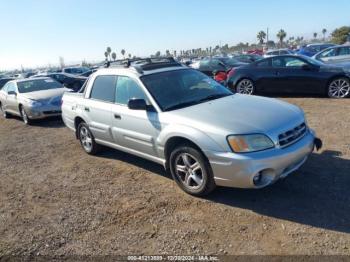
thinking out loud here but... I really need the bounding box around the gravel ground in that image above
[0,97,350,257]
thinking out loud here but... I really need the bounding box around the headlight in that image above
[23,98,43,107]
[227,134,274,153]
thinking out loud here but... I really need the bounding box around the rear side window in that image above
[90,75,117,102]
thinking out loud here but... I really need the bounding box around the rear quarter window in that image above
[89,75,117,102]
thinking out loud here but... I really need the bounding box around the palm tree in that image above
[165,50,170,57]
[277,29,287,47]
[104,51,109,61]
[128,54,132,59]
[313,32,318,39]
[257,31,266,45]
[111,52,117,61]
[322,28,327,41]
[106,47,112,60]
[121,49,126,59]
[155,51,161,57]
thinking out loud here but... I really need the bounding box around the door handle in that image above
[84,107,90,112]
[114,114,121,119]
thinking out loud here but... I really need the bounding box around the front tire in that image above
[169,144,216,196]
[236,78,255,95]
[78,122,100,155]
[327,78,350,98]
[20,106,31,125]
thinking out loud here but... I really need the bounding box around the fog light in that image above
[253,173,262,185]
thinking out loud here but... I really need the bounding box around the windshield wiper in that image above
[164,101,200,111]
[196,93,231,103]
[164,94,230,112]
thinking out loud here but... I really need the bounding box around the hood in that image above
[20,88,70,101]
[163,95,305,144]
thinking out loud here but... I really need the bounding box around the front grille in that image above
[278,123,307,147]
[43,110,61,115]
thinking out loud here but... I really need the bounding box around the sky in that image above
[0,0,349,70]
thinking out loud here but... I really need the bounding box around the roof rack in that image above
[105,57,182,74]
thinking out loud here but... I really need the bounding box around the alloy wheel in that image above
[175,153,204,190]
[80,126,93,152]
[236,79,254,95]
[328,79,350,98]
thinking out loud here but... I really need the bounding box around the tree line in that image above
[104,25,350,59]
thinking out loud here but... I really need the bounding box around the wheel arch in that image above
[74,116,87,138]
[164,136,209,171]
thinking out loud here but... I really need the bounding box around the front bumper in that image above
[24,104,62,119]
[206,130,317,189]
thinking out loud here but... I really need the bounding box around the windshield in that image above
[141,69,232,111]
[17,79,63,93]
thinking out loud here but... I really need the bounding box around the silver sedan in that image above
[0,77,70,124]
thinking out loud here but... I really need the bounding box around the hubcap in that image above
[80,126,93,151]
[175,153,204,190]
[237,80,254,95]
[329,79,350,98]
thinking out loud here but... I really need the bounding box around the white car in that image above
[313,45,350,64]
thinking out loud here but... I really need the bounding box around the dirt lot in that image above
[0,97,350,257]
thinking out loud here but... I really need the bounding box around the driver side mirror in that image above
[7,91,17,96]
[128,98,148,110]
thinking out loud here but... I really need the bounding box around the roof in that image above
[102,57,187,76]
[12,77,51,83]
[96,65,187,78]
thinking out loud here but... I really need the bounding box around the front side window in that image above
[7,83,16,93]
[141,69,232,111]
[90,75,116,102]
[284,57,307,67]
[319,48,336,58]
[115,76,147,105]
[17,79,62,93]
[272,57,306,68]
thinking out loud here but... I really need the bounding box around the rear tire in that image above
[1,104,10,118]
[78,122,100,155]
[327,77,350,98]
[169,144,216,196]
[236,78,255,95]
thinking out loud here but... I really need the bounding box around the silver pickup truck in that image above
[61,58,321,196]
